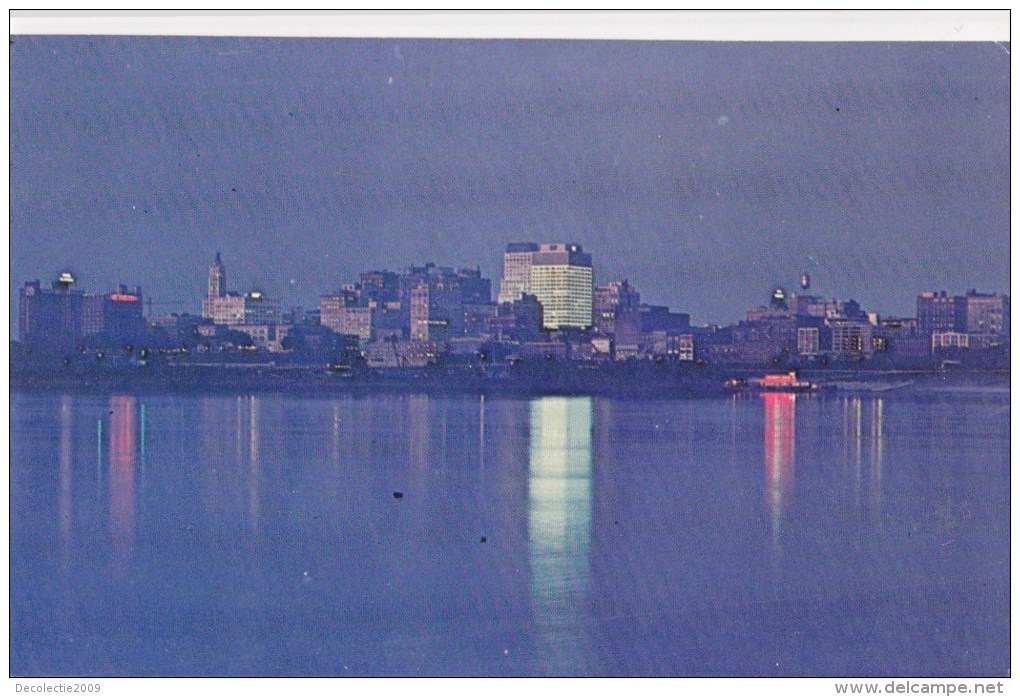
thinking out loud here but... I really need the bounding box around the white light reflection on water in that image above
[870,398,884,524]
[58,396,74,617]
[247,395,260,528]
[840,396,885,525]
[108,395,137,578]
[528,396,593,675]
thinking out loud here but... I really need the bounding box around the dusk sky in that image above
[10,36,1010,331]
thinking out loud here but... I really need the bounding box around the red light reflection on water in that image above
[763,392,796,539]
[108,395,137,576]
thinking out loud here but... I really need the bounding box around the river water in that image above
[9,390,1009,676]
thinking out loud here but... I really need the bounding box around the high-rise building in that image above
[917,291,960,340]
[410,276,464,343]
[497,242,540,304]
[829,319,874,359]
[82,284,145,342]
[797,326,820,356]
[239,291,283,325]
[455,267,492,305]
[916,289,1009,351]
[19,274,149,348]
[529,243,593,330]
[358,270,401,306]
[794,295,841,319]
[382,264,495,343]
[18,273,84,347]
[320,292,374,341]
[486,293,545,341]
[956,290,1009,342]
[593,280,641,334]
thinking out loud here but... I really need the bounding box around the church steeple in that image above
[207,252,226,299]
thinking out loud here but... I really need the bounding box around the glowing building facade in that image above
[201,253,281,326]
[529,243,593,330]
[497,242,540,305]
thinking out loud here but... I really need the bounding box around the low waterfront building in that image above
[591,336,613,360]
[642,331,694,361]
[932,330,969,351]
[509,340,568,361]
[227,323,294,352]
[363,339,437,368]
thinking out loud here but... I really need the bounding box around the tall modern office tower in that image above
[497,242,540,304]
[207,252,226,299]
[529,243,593,330]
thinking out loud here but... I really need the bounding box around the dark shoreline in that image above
[9,363,1010,399]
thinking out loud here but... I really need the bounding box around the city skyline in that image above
[11,37,1010,334]
[15,247,1008,331]
[8,20,1011,683]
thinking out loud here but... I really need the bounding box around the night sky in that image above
[9,36,1010,331]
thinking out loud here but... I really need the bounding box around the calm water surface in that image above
[10,391,1009,676]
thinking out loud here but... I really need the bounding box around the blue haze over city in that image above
[9,38,1010,330]
[9,32,1012,679]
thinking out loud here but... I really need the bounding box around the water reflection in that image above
[247,396,260,527]
[846,397,863,511]
[59,397,73,546]
[765,395,888,552]
[763,393,796,555]
[8,391,1009,676]
[96,418,103,492]
[478,394,486,470]
[331,403,341,469]
[869,399,884,523]
[139,403,147,489]
[108,395,138,577]
[199,396,263,529]
[528,396,593,674]
[840,396,885,523]
[58,396,75,617]
[409,395,429,472]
